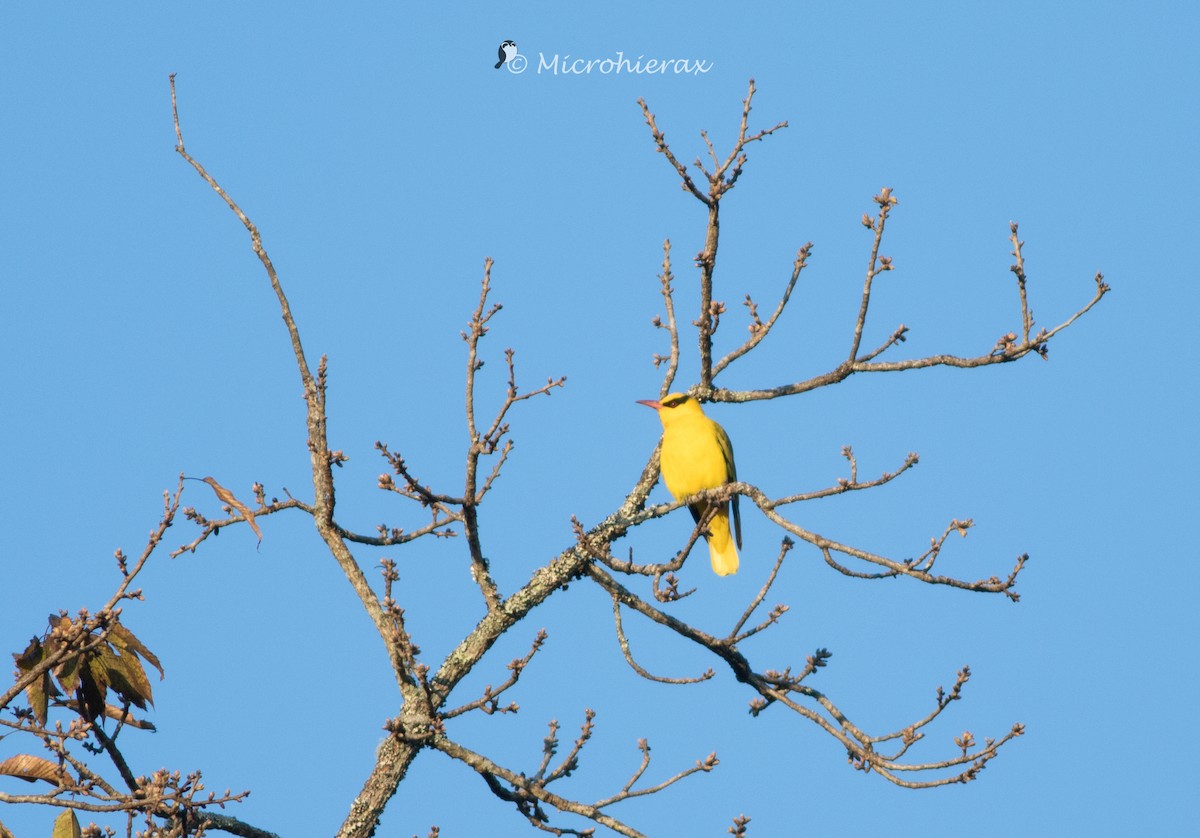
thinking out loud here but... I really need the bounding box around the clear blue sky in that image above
[2,3,1196,836]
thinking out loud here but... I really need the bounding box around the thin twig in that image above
[431,734,648,838]
[611,594,714,684]
[713,243,811,377]
[441,630,548,720]
[727,539,792,643]
[772,449,919,506]
[848,188,899,364]
[460,260,566,611]
[1010,222,1034,343]
[651,239,681,395]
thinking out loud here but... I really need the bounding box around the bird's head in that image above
[637,393,702,427]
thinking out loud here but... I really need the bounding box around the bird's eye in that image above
[663,396,688,408]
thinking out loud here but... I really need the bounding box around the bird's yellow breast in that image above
[659,412,731,501]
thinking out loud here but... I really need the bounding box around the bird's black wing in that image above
[715,422,742,549]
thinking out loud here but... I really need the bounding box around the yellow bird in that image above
[638,393,742,576]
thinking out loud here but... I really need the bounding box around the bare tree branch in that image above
[640,79,787,391]
[708,252,1109,404]
[585,563,1023,788]
[772,447,919,506]
[431,732,646,838]
[5,73,1105,836]
[171,74,413,696]
[460,260,567,611]
[442,630,548,720]
[712,243,811,377]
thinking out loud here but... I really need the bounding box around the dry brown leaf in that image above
[103,703,156,730]
[63,701,157,730]
[201,476,263,545]
[0,754,67,785]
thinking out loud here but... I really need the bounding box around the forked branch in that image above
[171,74,421,694]
[639,84,1108,404]
[640,79,787,390]
[585,563,1023,789]
[430,718,717,838]
[460,259,566,611]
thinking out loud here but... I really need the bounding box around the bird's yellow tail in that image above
[706,509,739,576]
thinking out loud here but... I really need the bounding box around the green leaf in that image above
[50,809,82,838]
[12,638,51,724]
[84,652,110,699]
[99,645,153,710]
[54,652,81,695]
[26,672,51,725]
[75,658,107,724]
